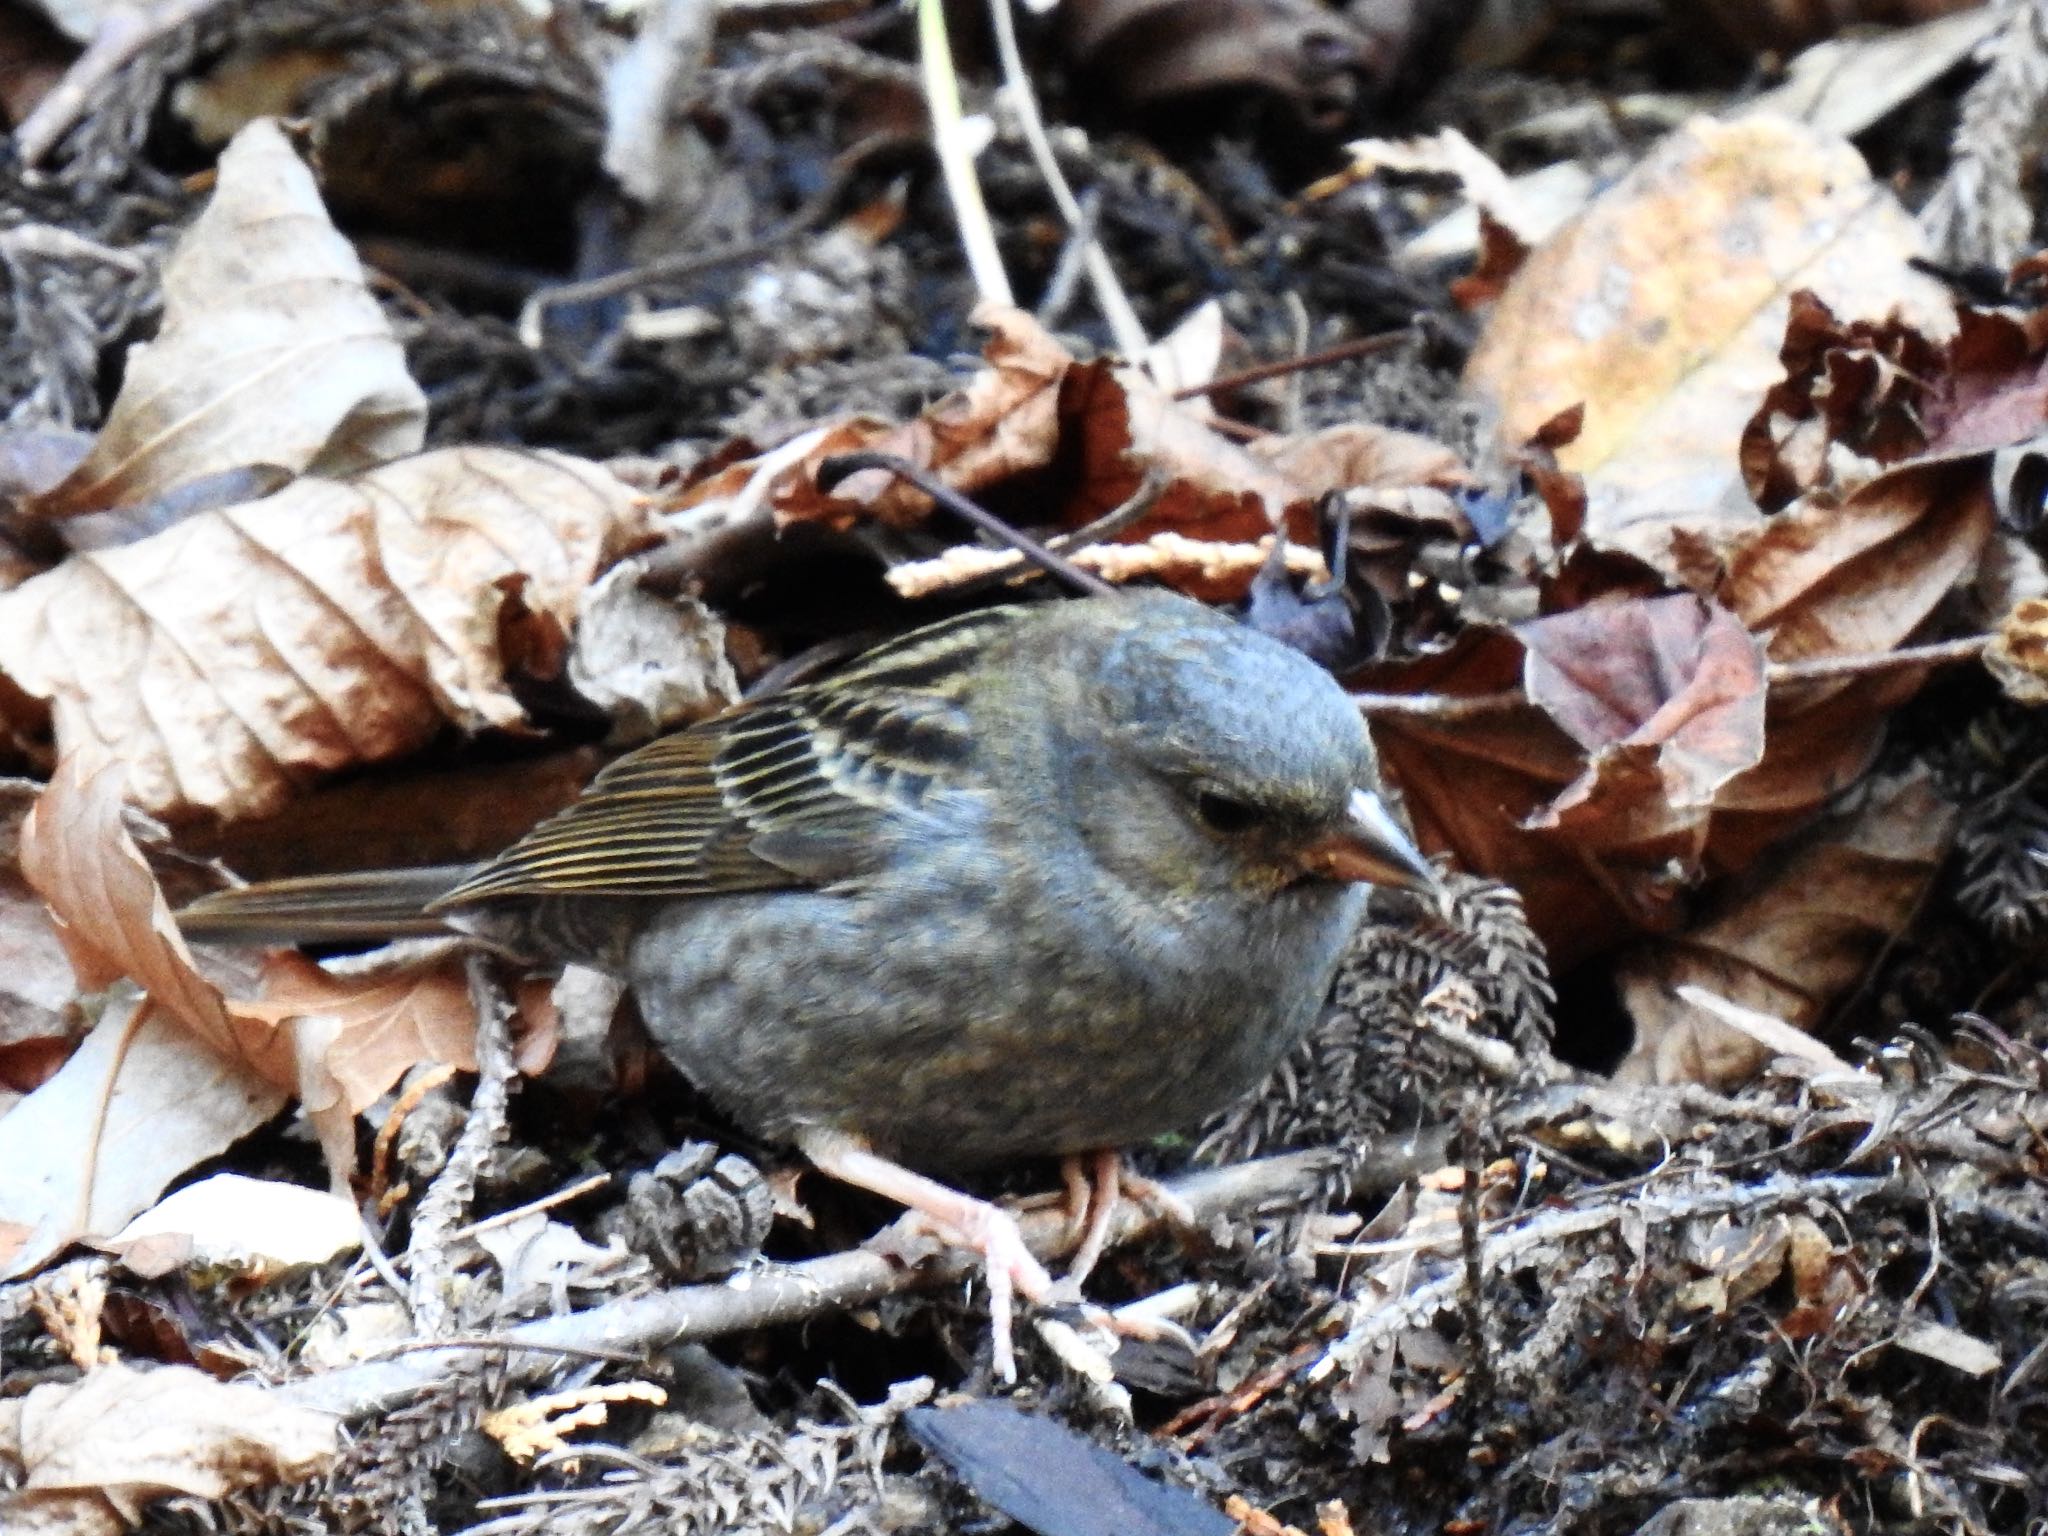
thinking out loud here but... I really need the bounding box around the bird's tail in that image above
[175,865,479,945]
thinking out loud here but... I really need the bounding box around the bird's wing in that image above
[437,607,1017,905]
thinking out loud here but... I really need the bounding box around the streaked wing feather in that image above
[438,606,1016,905]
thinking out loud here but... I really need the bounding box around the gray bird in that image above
[179,591,1438,1376]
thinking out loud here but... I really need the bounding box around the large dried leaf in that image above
[0,998,285,1280]
[1615,771,1954,1085]
[1464,115,1952,553]
[35,118,426,520]
[0,1362,336,1527]
[1718,454,1996,665]
[0,447,653,822]
[0,754,485,1278]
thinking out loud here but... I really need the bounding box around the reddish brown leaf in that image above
[1522,595,1767,814]
[1739,290,1940,509]
[1717,454,1995,665]
[236,952,475,1118]
[1058,358,1297,542]
[762,304,1074,530]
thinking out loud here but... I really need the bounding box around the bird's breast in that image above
[623,846,1368,1170]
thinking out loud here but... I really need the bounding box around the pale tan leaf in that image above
[36,118,425,520]
[1464,115,1953,552]
[104,1172,360,1280]
[0,447,654,821]
[6,1361,336,1510]
[565,558,738,744]
[0,997,285,1281]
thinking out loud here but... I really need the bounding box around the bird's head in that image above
[995,593,1440,906]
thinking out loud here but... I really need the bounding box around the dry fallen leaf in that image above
[237,949,476,1120]
[0,782,88,1092]
[104,1172,360,1280]
[1739,291,1941,509]
[753,303,1072,530]
[0,757,483,1276]
[1521,595,1767,820]
[1367,596,1768,966]
[0,998,285,1281]
[0,446,653,822]
[33,118,426,521]
[0,1361,336,1529]
[1464,114,1953,556]
[565,557,739,744]
[1614,770,1954,1085]
[1710,453,1994,857]
[19,757,252,1066]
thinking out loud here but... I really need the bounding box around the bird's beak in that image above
[1295,788,1441,894]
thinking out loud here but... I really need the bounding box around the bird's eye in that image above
[1193,790,1261,834]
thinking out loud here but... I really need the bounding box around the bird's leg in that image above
[1062,1151,1200,1290]
[798,1128,1053,1382]
[1063,1149,1123,1288]
[1058,1153,1096,1248]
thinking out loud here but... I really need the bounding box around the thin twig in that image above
[919,0,1012,305]
[517,132,921,346]
[818,451,1120,596]
[983,0,1146,355]
[1352,688,1525,719]
[1765,633,1990,684]
[452,1172,613,1242]
[1172,330,1409,402]
[915,468,1168,598]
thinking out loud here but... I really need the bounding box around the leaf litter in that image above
[3,5,2048,1535]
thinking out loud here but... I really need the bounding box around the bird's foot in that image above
[908,1197,1054,1381]
[798,1129,1053,1382]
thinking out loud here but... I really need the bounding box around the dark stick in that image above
[817,451,1121,598]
